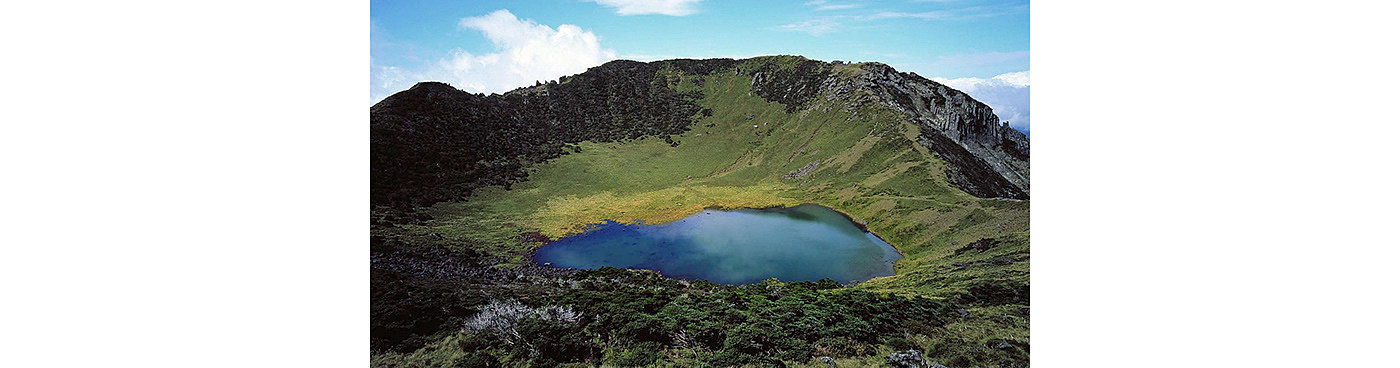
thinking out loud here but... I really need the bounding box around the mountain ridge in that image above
[372,55,1028,210]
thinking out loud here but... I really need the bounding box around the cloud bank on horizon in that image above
[936,71,1030,134]
[371,0,1029,131]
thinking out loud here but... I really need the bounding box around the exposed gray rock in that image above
[888,349,954,368]
[820,356,837,366]
[888,349,929,368]
[830,62,1030,199]
[783,160,822,180]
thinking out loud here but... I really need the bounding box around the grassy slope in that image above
[395,56,1028,365]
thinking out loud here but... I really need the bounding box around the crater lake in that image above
[533,204,902,284]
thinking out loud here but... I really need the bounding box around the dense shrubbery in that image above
[370,235,492,352]
[748,57,833,113]
[423,268,958,367]
[371,60,723,209]
[656,58,740,76]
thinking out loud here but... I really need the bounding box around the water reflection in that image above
[533,204,901,284]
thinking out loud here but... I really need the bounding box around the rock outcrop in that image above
[852,63,1028,199]
[888,349,927,368]
[888,349,951,368]
[742,57,1029,199]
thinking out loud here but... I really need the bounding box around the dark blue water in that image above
[533,204,901,284]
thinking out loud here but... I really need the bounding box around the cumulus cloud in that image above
[590,0,702,16]
[371,10,616,102]
[935,71,1031,134]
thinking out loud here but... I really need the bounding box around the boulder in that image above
[887,349,928,368]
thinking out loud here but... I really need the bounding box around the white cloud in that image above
[816,4,861,11]
[776,18,842,36]
[780,10,954,37]
[861,11,949,20]
[989,70,1029,87]
[935,71,1031,133]
[371,10,616,102]
[781,2,1021,37]
[778,10,950,36]
[590,0,702,16]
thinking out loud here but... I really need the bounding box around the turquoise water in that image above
[532,204,901,284]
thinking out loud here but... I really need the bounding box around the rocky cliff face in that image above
[851,63,1028,199]
[746,59,1029,199]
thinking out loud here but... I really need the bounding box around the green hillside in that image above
[372,56,1028,367]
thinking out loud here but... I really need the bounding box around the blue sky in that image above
[371,0,1030,132]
